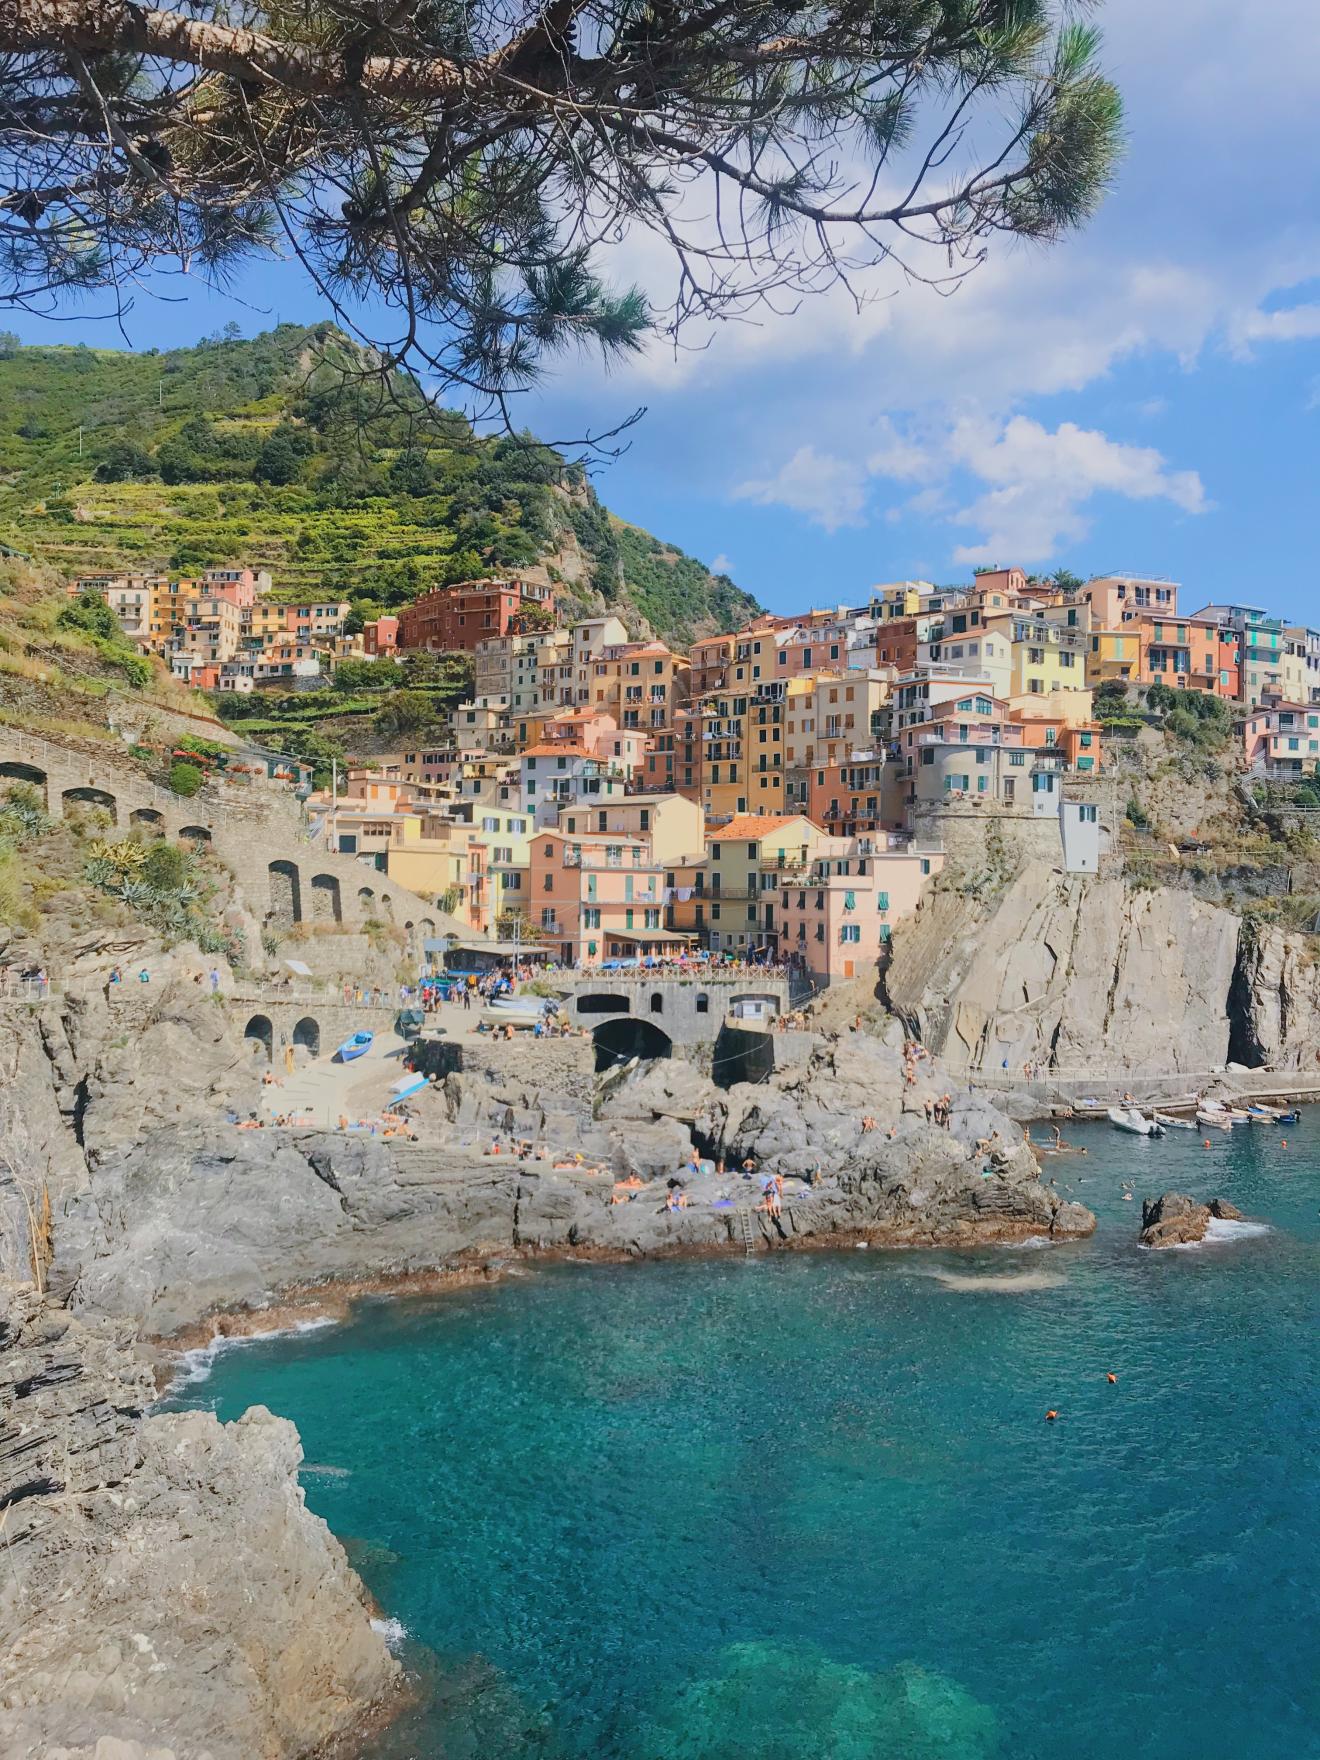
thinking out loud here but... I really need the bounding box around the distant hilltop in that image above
[0,322,761,649]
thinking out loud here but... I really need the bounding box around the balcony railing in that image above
[562,849,657,870]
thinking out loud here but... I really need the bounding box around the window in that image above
[584,907,600,928]
[877,892,889,912]
[1079,804,1098,824]
[840,923,861,943]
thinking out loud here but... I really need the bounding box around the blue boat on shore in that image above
[336,1030,374,1063]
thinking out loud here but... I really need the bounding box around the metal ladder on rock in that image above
[737,1206,755,1257]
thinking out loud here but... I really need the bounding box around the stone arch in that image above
[378,893,393,919]
[695,991,710,1014]
[268,859,302,927]
[0,760,47,807]
[243,1013,274,1062]
[649,991,665,1014]
[292,1016,320,1058]
[62,784,117,824]
[592,1017,672,1073]
[576,992,630,1015]
[178,823,212,845]
[419,916,436,939]
[129,807,164,834]
[358,885,375,909]
[309,873,342,923]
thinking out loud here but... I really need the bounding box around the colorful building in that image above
[396,578,555,653]
[776,836,942,984]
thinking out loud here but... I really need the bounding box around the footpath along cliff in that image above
[883,859,1320,1079]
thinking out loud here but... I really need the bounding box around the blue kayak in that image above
[336,1031,374,1062]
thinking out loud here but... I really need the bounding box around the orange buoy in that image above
[1045,1409,1058,1421]
[1107,1373,1117,1384]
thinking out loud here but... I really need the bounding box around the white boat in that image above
[1108,1106,1165,1137]
[489,994,548,1024]
[1152,1111,1196,1130]
[1196,1108,1234,1131]
[1198,1101,1252,1126]
[1245,1102,1300,1122]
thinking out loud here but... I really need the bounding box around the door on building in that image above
[1004,779,1015,804]
[844,960,855,979]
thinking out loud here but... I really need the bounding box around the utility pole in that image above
[331,756,339,853]
[77,426,82,458]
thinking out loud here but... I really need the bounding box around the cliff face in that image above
[884,861,1320,1079]
[0,1283,398,1760]
[882,861,1320,1078]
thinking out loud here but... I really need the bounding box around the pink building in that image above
[776,836,941,984]
[364,615,400,657]
[529,828,680,965]
[1241,699,1320,777]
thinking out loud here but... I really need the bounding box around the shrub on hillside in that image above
[168,760,204,797]
[95,440,156,483]
[57,592,119,641]
[373,689,438,735]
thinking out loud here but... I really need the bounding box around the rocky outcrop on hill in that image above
[884,860,1320,1079]
[40,1032,1089,1335]
[1139,1192,1244,1249]
[0,1282,398,1760]
[885,863,1241,1075]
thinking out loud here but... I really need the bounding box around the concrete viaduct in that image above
[0,729,463,943]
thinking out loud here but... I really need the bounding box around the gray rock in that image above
[0,1282,398,1760]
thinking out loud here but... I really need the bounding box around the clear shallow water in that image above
[171,1115,1320,1759]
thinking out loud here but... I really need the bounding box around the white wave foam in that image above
[1205,1217,1271,1242]
[371,1616,408,1651]
[927,1267,1065,1293]
[170,1316,337,1390]
[1142,1217,1271,1252]
[994,1235,1055,1251]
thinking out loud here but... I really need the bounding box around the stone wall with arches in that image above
[0,729,468,952]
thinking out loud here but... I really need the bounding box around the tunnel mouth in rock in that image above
[592,1018,672,1074]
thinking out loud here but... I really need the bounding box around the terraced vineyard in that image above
[0,324,760,647]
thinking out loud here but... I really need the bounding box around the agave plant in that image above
[89,838,148,877]
[83,855,117,890]
[115,880,152,908]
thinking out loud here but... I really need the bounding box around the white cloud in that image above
[1229,299,1320,356]
[709,553,733,574]
[734,446,869,532]
[947,416,1208,564]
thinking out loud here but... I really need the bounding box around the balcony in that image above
[562,848,656,870]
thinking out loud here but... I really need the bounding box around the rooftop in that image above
[708,813,808,842]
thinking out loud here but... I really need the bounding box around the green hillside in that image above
[0,323,760,647]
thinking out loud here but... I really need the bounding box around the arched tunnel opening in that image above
[592,1017,673,1074]
[710,1024,776,1092]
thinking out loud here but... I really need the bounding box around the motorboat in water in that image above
[1108,1105,1165,1137]
[1244,1102,1300,1124]
[336,1030,374,1062]
[1197,1100,1252,1127]
[1152,1111,1196,1131]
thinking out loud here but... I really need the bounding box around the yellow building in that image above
[706,812,826,952]
[784,670,890,769]
[985,610,1089,697]
[1084,625,1143,686]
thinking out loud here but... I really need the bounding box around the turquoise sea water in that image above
[172,1116,1320,1760]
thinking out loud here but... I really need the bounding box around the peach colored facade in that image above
[529,829,680,964]
[776,837,942,983]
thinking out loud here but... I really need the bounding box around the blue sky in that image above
[8,0,1320,621]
